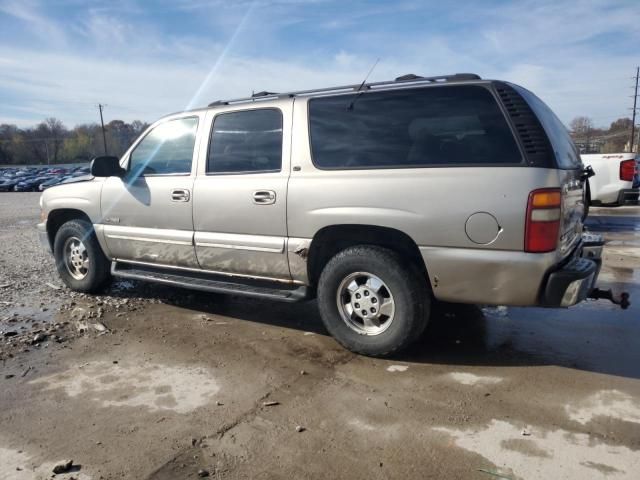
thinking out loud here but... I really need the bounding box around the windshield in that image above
[512,84,582,170]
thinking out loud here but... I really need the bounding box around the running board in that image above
[111,262,309,302]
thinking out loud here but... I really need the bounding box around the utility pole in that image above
[98,103,108,155]
[631,67,639,153]
[44,140,50,165]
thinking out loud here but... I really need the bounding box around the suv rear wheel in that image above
[317,245,429,357]
[53,219,111,293]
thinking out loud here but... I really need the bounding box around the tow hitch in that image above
[588,288,631,309]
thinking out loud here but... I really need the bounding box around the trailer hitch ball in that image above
[588,288,631,310]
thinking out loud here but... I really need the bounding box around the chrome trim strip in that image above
[193,232,285,253]
[115,258,302,285]
[106,234,193,246]
[195,242,283,253]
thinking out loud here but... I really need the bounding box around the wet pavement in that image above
[1,193,639,479]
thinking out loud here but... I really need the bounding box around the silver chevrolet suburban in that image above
[38,73,625,356]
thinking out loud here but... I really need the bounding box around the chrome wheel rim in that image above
[63,236,89,280]
[336,272,395,335]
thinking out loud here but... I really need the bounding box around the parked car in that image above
[0,178,20,192]
[14,176,49,191]
[582,153,639,205]
[39,176,69,191]
[38,73,627,356]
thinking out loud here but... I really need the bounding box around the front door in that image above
[101,116,201,268]
[192,105,291,280]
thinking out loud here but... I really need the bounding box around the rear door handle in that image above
[171,188,191,202]
[253,190,276,205]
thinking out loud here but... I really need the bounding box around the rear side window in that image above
[308,85,522,169]
[129,117,198,176]
[207,109,283,174]
[512,85,582,170]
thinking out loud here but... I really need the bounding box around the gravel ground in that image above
[1,193,640,480]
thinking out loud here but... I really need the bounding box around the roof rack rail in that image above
[208,73,481,107]
[252,91,278,98]
[395,73,424,81]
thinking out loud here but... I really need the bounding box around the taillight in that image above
[620,159,636,181]
[525,188,561,253]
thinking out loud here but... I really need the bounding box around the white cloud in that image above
[0,0,638,128]
[0,0,67,46]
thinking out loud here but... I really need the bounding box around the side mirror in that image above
[90,156,124,177]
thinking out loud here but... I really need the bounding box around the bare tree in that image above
[608,117,633,132]
[569,116,594,137]
[43,117,67,163]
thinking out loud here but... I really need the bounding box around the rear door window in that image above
[207,109,283,174]
[308,85,522,169]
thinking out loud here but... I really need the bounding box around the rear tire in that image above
[53,219,111,293]
[317,245,430,357]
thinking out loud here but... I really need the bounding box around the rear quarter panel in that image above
[288,97,562,253]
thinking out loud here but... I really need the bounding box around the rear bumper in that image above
[539,233,603,307]
[616,188,639,205]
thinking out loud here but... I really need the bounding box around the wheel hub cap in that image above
[337,272,395,336]
[63,236,89,280]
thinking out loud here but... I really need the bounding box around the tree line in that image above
[0,118,149,165]
[2,114,636,165]
[569,116,637,154]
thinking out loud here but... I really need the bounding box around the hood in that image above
[58,174,94,185]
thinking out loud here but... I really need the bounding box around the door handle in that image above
[171,188,191,202]
[253,190,276,205]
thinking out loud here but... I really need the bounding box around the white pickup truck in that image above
[582,153,639,206]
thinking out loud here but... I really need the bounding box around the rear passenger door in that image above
[192,103,292,280]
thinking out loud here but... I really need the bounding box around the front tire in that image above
[53,219,111,293]
[317,246,430,357]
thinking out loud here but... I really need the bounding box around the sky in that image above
[0,0,639,129]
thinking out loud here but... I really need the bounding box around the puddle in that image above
[435,419,638,479]
[111,279,137,291]
[482,306,509,317]
[30,361,220,414]
[447,372,503,386]
[1,303,61,332]
[566,390,640,425]
[0,445,91,480]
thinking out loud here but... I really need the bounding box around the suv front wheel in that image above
[317,246,430,357]
[53,219,111,293]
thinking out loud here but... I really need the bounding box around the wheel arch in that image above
[306,224,430,287]
[46,208,93,250]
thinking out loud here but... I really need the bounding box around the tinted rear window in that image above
[308,85,522,169]
[512,85,582,170]
[207,109,282,174]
